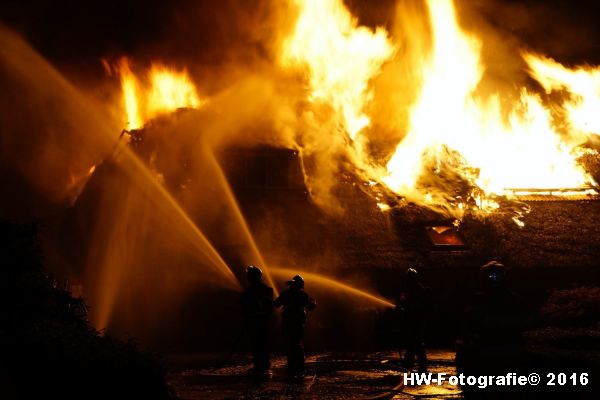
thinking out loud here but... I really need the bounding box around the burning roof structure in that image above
[100,0,600,226]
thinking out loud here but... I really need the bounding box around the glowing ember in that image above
[376,202,391,212]
[117,58,204,130]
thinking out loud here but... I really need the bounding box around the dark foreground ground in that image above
[168,337,600,399]
[168,345,600,399]
[168,350,460,400]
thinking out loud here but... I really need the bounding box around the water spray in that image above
[270,267,394,308]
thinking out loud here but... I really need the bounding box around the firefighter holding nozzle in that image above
[241,265,274,378]
[274,274,316,381]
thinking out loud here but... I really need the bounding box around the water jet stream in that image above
[270,267,395,308]
[0,27,241,331]
[205,148,279,295]
[113,141,241,290]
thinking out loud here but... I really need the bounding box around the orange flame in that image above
[277,0,600,223]
[117,58,203,130]
[116,0,600,222]
[281,0,393,140]
[525,53,600,138]
[382,0,594,212]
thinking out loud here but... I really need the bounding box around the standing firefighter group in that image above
[241,266,316,381]
[242,261,528,387]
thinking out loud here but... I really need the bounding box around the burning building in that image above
[106,0,600,219]
[2,0,600,353]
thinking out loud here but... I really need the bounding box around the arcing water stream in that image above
[270,267,395,308]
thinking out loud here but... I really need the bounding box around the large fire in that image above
[381,0,594,209]
[116,0,600,222]
[279,0,597,219]
[280,0,394,141]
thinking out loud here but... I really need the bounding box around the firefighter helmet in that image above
[247,265,263,282]
[480,261,506,285]
[286,274,304,288]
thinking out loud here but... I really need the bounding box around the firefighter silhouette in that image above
[398,267,432,373]
[241,265,274,376]
[274,274,316,380]
[457,261,532,397]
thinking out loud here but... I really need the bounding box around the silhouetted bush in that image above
[0,220,174,399]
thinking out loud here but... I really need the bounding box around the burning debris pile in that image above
[99,0,600,228]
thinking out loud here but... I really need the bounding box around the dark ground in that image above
[168,350,460,400]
